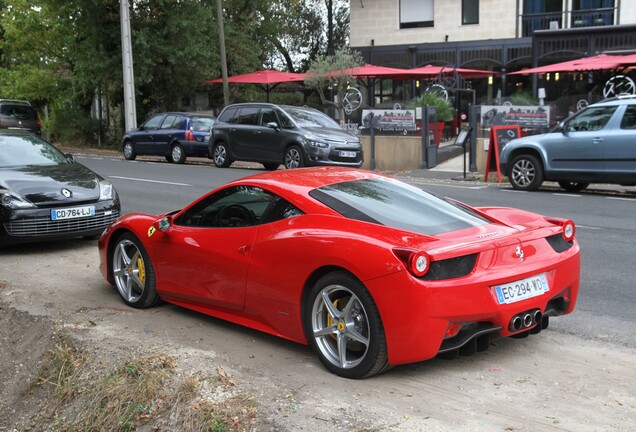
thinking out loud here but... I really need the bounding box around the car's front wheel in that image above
[509,154,544,191]
[169,143,187,164]
[123,141,136,161]
[284,145,304,169]
[558,181,589,192]
[111,232,160,309]
[303,271,390,379]
[213,142,232,168]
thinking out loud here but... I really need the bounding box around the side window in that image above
[143,115,165,130]
[259,108,278,126]
[620,105,636,130]
[160,115,179,129]
[260,197,304,224]
[236,107,259,125]
[217,107,238,123]
[277,110,294,128]
[175,186,276,228]
[565,106,617,132]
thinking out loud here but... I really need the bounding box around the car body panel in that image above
[211,103,363,167]
[98,167,579,367]
[1,131,120,245]
[500,97,636,187]
[122,112,215,160]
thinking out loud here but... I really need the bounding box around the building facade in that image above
[350,0,636,106]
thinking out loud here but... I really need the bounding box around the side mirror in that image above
[65,153,76,162]
[154,216,173,233]
[266,122,280,130]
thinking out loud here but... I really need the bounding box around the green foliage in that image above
[509,90,539,106]
[407,92,456,122]
[0,0,351,144]
[304,48,364,123]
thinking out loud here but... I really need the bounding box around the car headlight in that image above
[302,134,329,149]
[99,180,115,200]
[0,191,36,209]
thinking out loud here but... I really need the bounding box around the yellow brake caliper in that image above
[327,298,342,339]
[136,256,146,285]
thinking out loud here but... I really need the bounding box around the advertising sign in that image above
[361,109,416,132]
[481,105,550,129]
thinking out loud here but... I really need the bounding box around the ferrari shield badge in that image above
[148,226,156,237]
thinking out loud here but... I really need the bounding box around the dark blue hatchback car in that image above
[122,112,215,164]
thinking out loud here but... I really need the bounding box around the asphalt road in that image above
[77,153,636,350]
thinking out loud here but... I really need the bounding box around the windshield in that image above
[284,107,341,128]
[309,178,489,235]
[0,134,69,168]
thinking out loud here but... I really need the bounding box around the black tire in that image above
[212,142,232,168]
[284,145,304,169]
[110,232,160,309]
[509,154,544,191]
[558,181,589,192]
[123,140,137,161]
[262,163,280,171]
[169,143,187,164]
[303,271,390,379]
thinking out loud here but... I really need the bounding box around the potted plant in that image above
[408,93,455,145]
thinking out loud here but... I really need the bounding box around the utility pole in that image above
[120,0,137,131]
[216,0,230,106]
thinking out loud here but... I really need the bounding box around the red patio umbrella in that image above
[206,69,307,101]
[347,64,413,79]
[508,54,622,75]
[409,64,495,78]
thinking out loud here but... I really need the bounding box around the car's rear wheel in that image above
[111,232,160,309]
[262,163,279,171]
[213,142,232,168]
[123,141,136,161]
[304,271,390,379]
[169,143,187,164]
[284,145,304,169]
[509,154,544,191]
[558,181,589,192]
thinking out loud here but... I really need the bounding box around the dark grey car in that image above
[0,99,41,135]
[499,96,636,191]
[210,103,363,170]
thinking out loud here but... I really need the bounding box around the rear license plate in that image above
[339,150,356,158]
[493,274,549,304]
[51,206,95,221]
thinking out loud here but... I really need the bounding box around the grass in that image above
[29,335,258,431]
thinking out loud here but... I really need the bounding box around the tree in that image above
[304,48,363,123]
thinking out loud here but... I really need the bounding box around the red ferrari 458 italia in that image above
[98,167,580,379]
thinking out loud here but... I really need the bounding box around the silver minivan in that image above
[500,96,636,191]
[210,103,363,170]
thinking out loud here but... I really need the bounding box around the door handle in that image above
[237,245,249,254]
[593,137,603,144]
[253,131,262,134]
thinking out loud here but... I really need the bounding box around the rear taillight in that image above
[393,248,431,277]
[562,220,575,242]
[185,130,195,141]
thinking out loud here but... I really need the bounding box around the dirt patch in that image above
[1,240,636,431]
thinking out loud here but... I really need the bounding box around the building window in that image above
[400,0,434,29]
[572,0,614,27]
[462,0,479,25]
[522,0,563,36]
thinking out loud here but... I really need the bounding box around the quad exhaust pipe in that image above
[509,309,542,332]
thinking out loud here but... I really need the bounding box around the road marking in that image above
[109,176,191,186]
[553,193,582,197]
[502,189,527,193]
[607,197,635,202]
[576,225,601,230]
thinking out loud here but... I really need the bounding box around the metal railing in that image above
[519,6,617,37]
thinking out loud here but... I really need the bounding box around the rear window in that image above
[0,104,36,121]
[217,107,238,123]
[191,116,215,131]
[309,178,489,235]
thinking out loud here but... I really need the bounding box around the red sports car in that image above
[98,167,580,379]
